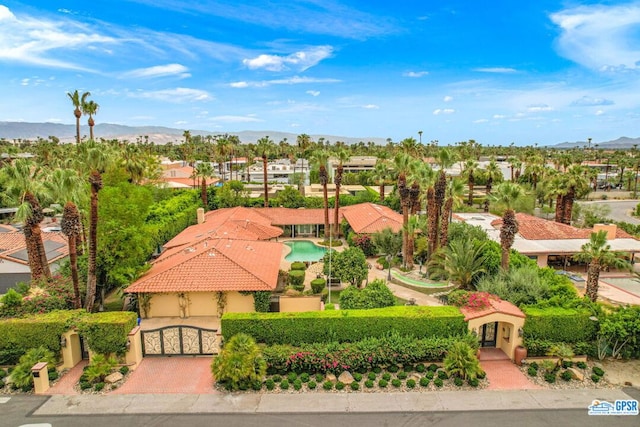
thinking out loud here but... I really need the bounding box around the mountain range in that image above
[1,121,639,148]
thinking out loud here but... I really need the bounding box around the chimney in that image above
[197,208,205,224]
[594,223,617,240]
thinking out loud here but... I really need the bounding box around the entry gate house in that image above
[141,325,218,356]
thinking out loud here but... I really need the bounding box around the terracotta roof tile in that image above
[255,207,340,225]
[491,213,635,240]
[125,238,282,293]
[341,203,403,233]
[0,231,68,265]
[460,297,525,321]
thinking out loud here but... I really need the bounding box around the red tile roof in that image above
[0,231,68,265]
[341,203,403,233]
[491,213,635,240]
[460,297,525,321]
[125,238,282,293]
[255,207,339,225]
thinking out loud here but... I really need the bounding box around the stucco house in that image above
[0,225,69,293]
[454,212,640,268]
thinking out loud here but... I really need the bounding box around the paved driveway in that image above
[111,357,217,394]
[578,199,640,224]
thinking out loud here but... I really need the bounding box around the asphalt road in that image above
[4,395,639,427]
[578,199,640,225]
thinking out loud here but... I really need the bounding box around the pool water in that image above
[285,240,327,262]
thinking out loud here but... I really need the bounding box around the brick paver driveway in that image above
[111,357,217,394]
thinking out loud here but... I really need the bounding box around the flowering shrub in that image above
[448,291,493,310]
[350,234,377,257]
[0,275,76,318]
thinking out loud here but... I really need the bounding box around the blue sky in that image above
[1,1,640,146]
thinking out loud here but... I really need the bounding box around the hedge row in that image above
[0,310,137,365]
[521,306,597,344]
[222,306,466,345]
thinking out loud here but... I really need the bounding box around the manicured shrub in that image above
[119,366,130,376]
[373,367,382,374]
[562,361,573,369]
[0,369,7,379]
[300,373,310,383]
[437,370,449,380]
[288,270,305,292]
[350,381,360,391]
[391,379,402,388]
[406,379,416,388]
[468,378,479,387]
[403,364,414,372]
[251,381,262,391]
[387,364,399,373]
[416,364,426,373]
[308,380,317,389]
[48,370,59,381]
[454,377,463,386]
[79,381,92,390]
[310,278,326,294]
[419,377,430,387]
[365,379,374,388]
[287,372,297,382]
[544,372,556,383]
[78,311,138,356]
[591,374,601,383]
[529,362,539,370]
[293,379,302,390]
[378,379,388,388]
[353,373,363,382]
[315,373,324,382]
[94,382,105,392]
[425,371,434,380]
[280,379,289,390]
[382,373,391,381]
[211,334,266,391]
[323,380,333,390]
[428,364,439,372]
[290,262,306,271]
[592,367,605,377]
[527,366,538,377]
[477,370,486,379]
[522,307,597,344]
[272,375,282,383]
[576,361,587,369]
[397,371,407,380]
[368,372,377,381]
[265,379,275,390]
[339,280,395,310]
[434,378,443,388]
[561,370,573,381]
[335,381,345,390]
[222,306,466,345]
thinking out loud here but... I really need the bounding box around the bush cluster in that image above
[338,280,395,310]
[522,306,597,344]
[222,306,466,345]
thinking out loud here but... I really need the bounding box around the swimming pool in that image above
[285,240,327,262]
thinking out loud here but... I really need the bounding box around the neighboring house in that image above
[0,227,69,293]
[159,161,219,189]
[124,203,402,318]
[246,158,310,185]
[454,212,640,268]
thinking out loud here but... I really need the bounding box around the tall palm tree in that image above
[490,182,524,271]
[120,143,147,184]
[256,136,274,207]
[573,230,630,302]
[333,149,350,236]
[484,159,501,212]
[394,153,412,266]
[194,162,215,210]
[373,160,391,202]
[312,150,331,238]
[440,178,465,248]
[43,168,86,308]
[560,165,590,225]
[0,159,51,281]
[76,140,112,311]
[82,100,99,140]
[67,90,90,144]
[462,159,478,206]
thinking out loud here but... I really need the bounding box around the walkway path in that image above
[479,349,541,390]
[46,360,87,395]
[368,264,442,306]
[111,357,216,394]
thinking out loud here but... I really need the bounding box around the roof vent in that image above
[208,251,216,257]
[184,247,195,253]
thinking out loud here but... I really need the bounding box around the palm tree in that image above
[43,168,86,308]
[373,160,391,202]
[312,150,331,238]
[490,182,524,270]
[484,159,501,212]
[573,230,631,302]
[120,143,147,184]
[76,140,112,311]
[333,149,350,236]
[561,166,590,225]
[256,136,274,208]
[440,178,465,248]
[462,159,478,206]
[0,159,51,281]
[82,100,99,140]
[372,227,403,281]
[194,162,215,210]
[67,90,90,144]
[428,237,487,289]
[394,153,412,266]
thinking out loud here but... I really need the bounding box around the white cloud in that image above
[443,96,453,102]
[229,76,340,88]
[551,4,640,71]
[242,46,333,71]
[526,104,553,112]
[433,108,455,115]
[20,78,29,86]
[493,114,506,119]
[306,90,320,96]
[210,115,263,123]
[174,120,188,125]
[473,119,489,123]
[403,71,429,78]
[122,63,190,79]
[45,118,62,123]
[474,67,517,73]
[571,96,614,106]
[129,87,212,102]
[0,5,116,70]
[595,110,605,116]
[362,104,379,109]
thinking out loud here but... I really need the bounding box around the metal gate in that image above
[141,325,218,356]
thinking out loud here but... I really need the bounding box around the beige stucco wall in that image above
[147,293,180,318]
[145,291,255,318]
[467,313,525,361]
[60,330,82,370]
[226,292,255,313]
[536,254,548,268]
[189,292,218,317]
[279,296,321,312]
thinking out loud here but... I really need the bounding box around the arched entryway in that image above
[460,298,526,361]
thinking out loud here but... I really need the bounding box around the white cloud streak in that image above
[128,87,212,102]
[473,67,517,73]
[433,108,455,115]
[306,90,320,96]
[242,46,333,72]
[229,76,340,88]
[403,71,429,78]
[209,115,263,123]
[122,63,190,79]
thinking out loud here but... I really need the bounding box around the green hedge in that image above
[0,310,137,364]
[522,306,597,344]
[222,306,466,345]
[310,278,326,294]
[290,262,306,271]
